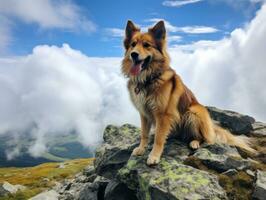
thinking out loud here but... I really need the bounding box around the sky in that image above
[0,0,263,56]
[0,0,266,158]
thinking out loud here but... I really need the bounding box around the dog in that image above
[121,20,255,165]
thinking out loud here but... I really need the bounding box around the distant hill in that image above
[0,133,93,167]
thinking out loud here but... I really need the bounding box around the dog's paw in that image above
[147,154,160,165]
[132,147,145,156]
[189,140,200,149]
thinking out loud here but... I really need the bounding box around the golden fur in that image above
[122,20,255,165]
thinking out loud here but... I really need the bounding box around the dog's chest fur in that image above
[129,83,155,119]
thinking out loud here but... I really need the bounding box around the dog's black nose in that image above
[131,52,139,61]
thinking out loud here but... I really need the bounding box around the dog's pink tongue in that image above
[130,62,143,76]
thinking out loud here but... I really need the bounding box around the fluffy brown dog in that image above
[122,20,255,165]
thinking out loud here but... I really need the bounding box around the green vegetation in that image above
[0,158,94,200]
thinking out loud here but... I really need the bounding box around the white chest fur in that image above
[129,88,154,119]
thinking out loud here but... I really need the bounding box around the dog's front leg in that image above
[132,115,151,156]
[147,114,172,165]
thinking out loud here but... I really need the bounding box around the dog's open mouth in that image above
[130,56,151,76]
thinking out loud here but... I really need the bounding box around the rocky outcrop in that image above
[0,181,26,197]
[29,190,59,200]
[57,107,266,200]
[252,170,266,200]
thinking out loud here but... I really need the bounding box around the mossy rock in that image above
[118,155,227,200]
[94,124,140,179]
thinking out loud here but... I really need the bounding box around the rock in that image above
[104,180,137,200]
[58,182,85,200]
[222,169,238,176]
[251,122,266,137]
[246,169,256,177]
[30,190,59,200]
[207,106,255,134]
[0,185,8,197]
[252,170,266,200]
[94,124,140,179]
[192,146,251,172]
[58,163,66,169]
[118,156,227,200]
[0,181,26,196]
[252,122,266,130]
[78,176,109,200]
[83,165,95,176]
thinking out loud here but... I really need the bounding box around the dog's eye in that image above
[143,42,151,48]
[131,42,137,47]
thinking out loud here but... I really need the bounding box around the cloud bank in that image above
[0,0,96,32]
[0,44,138,157]
[0,4,266,158]
[169,4,266,122]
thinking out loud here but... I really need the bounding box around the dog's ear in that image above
[124,20,140,49]
[149,21,166,52]
[149,21,166,40]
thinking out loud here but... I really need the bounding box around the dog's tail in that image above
[214,124,257,154]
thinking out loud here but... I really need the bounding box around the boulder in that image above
[104,180,137,200]
[192,145,251,172]
[118,156,227,200]
[207,106,255,134]
[0,181,26,197]
[94,124,140,179]
[29,190,59,200]
[251,122,266,137]
[78,176,109,200]
[94,124,227,200]
[252,170,266,200]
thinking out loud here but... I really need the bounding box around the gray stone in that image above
[222,169,238,176]
[253,170,266,200]
[83,165,95,177]
[118,155,227,200]
[251,128,266,137]
[246,169,256,177]
[252,122,266,130]
[30,190,59,200]
[78,176,109,200]
[94,124,140,179]
[193,147,250,172]
[207,106,255,134]
[104,180,137,200]
[0,181,26,197]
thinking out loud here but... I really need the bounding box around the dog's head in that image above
[122,20,169,78]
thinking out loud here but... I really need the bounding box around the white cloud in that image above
[0,44,138,157]
[176,26,219,34]
[168,35,183,43]
[170,40,220,51]
[0,16,12,53]
[146,18,219,34]
[168,4,266,122]
[162,0,204,7]
[0,0,96,32]
[105,28,124,37]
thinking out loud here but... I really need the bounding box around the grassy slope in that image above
[0,158,94,200]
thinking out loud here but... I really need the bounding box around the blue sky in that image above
[0,0,263,56]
